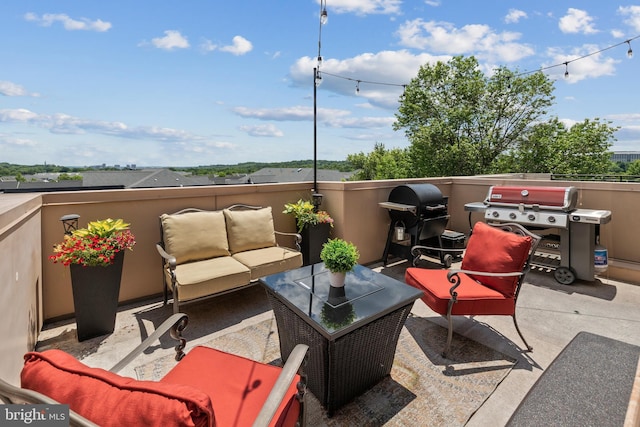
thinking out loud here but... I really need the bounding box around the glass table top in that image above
[260,263,423,338]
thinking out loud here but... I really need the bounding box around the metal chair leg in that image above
[512,314,533,351]
[442,312,454,358]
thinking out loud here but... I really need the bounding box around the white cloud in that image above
[619,6,640,32]
[238,124,284,137]
[559,8,598,34]
[611,29,625,38]
[424,1,440,7]
[0,135,37,147]
[151,30,190,51]
[505,9,527,24]
[0,81,40,97]
[395,19,534,62]
[328,0,402,15]
[219,36,253,55]
[0,108,230,147]
[24,12,111,32]
[200,40,218,52]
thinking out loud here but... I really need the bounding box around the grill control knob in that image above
[548,216,556,223]
[527,214,536,221]
[492,211,499,218]
[509,212,517,219]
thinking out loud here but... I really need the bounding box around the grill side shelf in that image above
[378,202,417,214]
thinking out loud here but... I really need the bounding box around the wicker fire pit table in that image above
[260,263,422,416]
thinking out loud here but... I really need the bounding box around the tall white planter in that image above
[328,271,346,287]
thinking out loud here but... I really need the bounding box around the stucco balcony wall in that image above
[1,176,638,384]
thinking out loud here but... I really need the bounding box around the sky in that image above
[1,1,639,168]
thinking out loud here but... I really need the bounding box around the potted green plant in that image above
[283,199,334,265]
[50,218,136,341]
[320,238,360,287]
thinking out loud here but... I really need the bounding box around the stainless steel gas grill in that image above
[379,184,456,267]
[467,186,611,284]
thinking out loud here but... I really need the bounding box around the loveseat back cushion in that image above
[21,350,215,427]
[461,222,532,298]
[224,207,277,254]
[161,210,230,264]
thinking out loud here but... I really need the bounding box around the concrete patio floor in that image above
[37,259,640,426]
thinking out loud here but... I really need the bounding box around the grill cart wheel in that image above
[554,266,576,285]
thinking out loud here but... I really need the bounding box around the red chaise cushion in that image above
[160,346,301,427]
[405,268,516,315]
[21,350,214,427]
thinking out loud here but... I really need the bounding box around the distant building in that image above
[611,151,640,163]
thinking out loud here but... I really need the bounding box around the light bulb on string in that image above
[627,40,633,58]
[355,80,360,95]
[320,0,328,25]
[564,62,569,79]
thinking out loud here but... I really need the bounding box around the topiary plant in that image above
[320,238,360,273]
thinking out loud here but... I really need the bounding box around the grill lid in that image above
[485,186,578,212]
[388,184,446,210]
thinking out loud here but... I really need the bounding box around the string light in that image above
[316,34,639,92]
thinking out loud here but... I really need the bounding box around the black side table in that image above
[260,264,422,416]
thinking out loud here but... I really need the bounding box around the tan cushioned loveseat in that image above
[156,205,302,313]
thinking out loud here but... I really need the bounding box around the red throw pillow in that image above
[21,350,214,427]
[461,222,532,297]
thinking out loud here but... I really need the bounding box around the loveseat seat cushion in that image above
[170,257,251,302]
[21,349,214,427]
[161,346,301,427]
[232,246,303,280]
[161,210,230,264]
[224,207,277,254]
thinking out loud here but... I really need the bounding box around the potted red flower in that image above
[50,218,136,341]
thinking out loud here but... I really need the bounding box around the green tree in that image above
[626,160,640,176]
[394,56,555,177]
[496,118,617,174]
[347,143,411,180]
[58,173,83,181]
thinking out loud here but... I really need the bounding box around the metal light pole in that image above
[313,66,318,195]
[312,1,327,212]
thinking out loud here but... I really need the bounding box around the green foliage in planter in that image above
[320,238,360,273]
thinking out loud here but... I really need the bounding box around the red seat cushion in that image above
[21,350,214,427]
[405,268,516,315]
[461,222,532,297]
[161,346,301,427]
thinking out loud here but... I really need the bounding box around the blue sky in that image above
[1,1,639,167]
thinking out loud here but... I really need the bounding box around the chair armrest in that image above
[446,269,524,298]
[275,230,302,252]
[446,269,524,280]
[0,378,99,427]
[252,343,309,427]
[109,313,189,373]
[156,243,176,270]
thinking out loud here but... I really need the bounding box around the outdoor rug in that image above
[135,314,516,426]
[507,331,640,427]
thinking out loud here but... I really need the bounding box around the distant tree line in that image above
[173,160,356,176]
